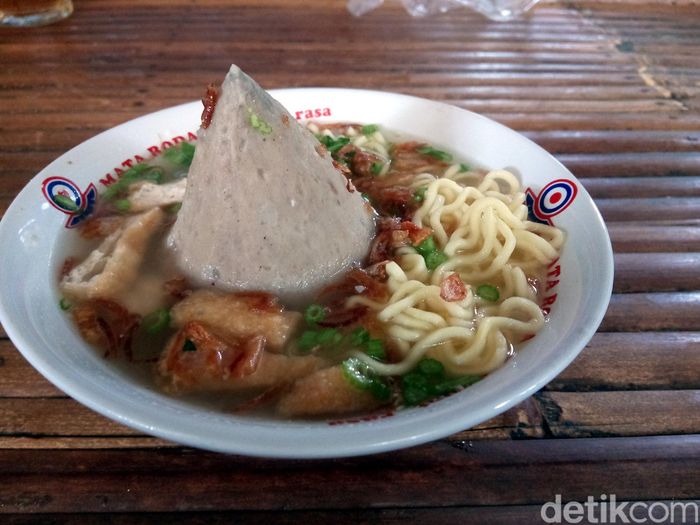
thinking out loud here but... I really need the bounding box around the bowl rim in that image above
[0,87,614,458]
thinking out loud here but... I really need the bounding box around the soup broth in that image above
[59,123,563,419]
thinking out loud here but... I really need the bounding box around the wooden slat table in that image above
[1,0,699,522]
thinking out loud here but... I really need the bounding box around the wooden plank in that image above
[0,436,698,511]
[546,332,700,391]
[495,112,700,132]
[4,503,700,525]
[559,152,700,178]
[595,197,700,222]
[0,399,142,437]
[609,224,700,252]
[600,292,700,332]
[0,436,175,450]
[449,397,544,440]
[583,176,700,198]
[537,390,700,437]
[613,253,700,293]
[0,340,63,397]
[526,131,700,154]
[0,397,542,442]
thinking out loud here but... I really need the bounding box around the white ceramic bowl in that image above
[0,89,613,458]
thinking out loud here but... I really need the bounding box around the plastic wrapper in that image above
[347,0,540,21]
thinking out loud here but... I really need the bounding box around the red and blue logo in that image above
[42,176,97,228]
[526,179,578,225]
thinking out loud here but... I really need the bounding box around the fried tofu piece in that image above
[170,289,301,352]
[276,366,382,417]
[127,179,186,213]
[158,322,322,393]
[60,207,165,302]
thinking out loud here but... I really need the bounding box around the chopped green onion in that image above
[341,357,391,400]
[402,371,428,388]
[349,327,370,346]
[360,192,370,201]
[418,358,444,376]
[182,339,197,352]
[415,236,437,256]
[103,165,165,201]
[342,357,375,389]
[459,163,470,172]
[413,187,427,202]
[365,338,386,360]
[164,142,196,167]
[425,251,448,271]
[400,358,480,406]
[371,162,383,175]
[402,383,430,406]
[476,284,500,302]
[114,199,131,212]
[297,330,320,352]
[142,308,170,335]
[317,327,342,345]
[249,111,273,135]
[361,124,379,135]
[417,145,453,162]
[369,379,392,401]
[53,194,79,212]
[415,236,448,271]
[304,304,326,325]
[432,375,480,395]
[59,298,72,311]
[317,135,350,154]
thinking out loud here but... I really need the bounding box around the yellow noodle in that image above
[347,164,563,378]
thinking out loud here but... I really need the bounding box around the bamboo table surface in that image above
[1,0,700,522]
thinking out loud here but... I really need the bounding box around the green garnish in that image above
[249,111,273,135]
[365,338,386,360]
[414,236,448,271]
[297,327,342,353]
[59,298,72,311]
[142,308,170,335]
[317,327,343,346]
[425,251,448,270]
[371,162,383,175]
[361,124,379,135]
[432,375,481,395]
[317,134,350,154]
[298,330,320,352]
[182,339,197,352]
[341,357,391,401]
[413,187,427,202]
[114,198,131,212]
[459,163,470,172]
[349,327,370,347]
[53,194,79,212]
[401,358,479,406]
[476,284,500,302]
[415,235,437,255]
[418,358,444,376]
[304,304,326,325]
[103,164,164,201]
[163,142,195,167]
[417,145,453,162]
